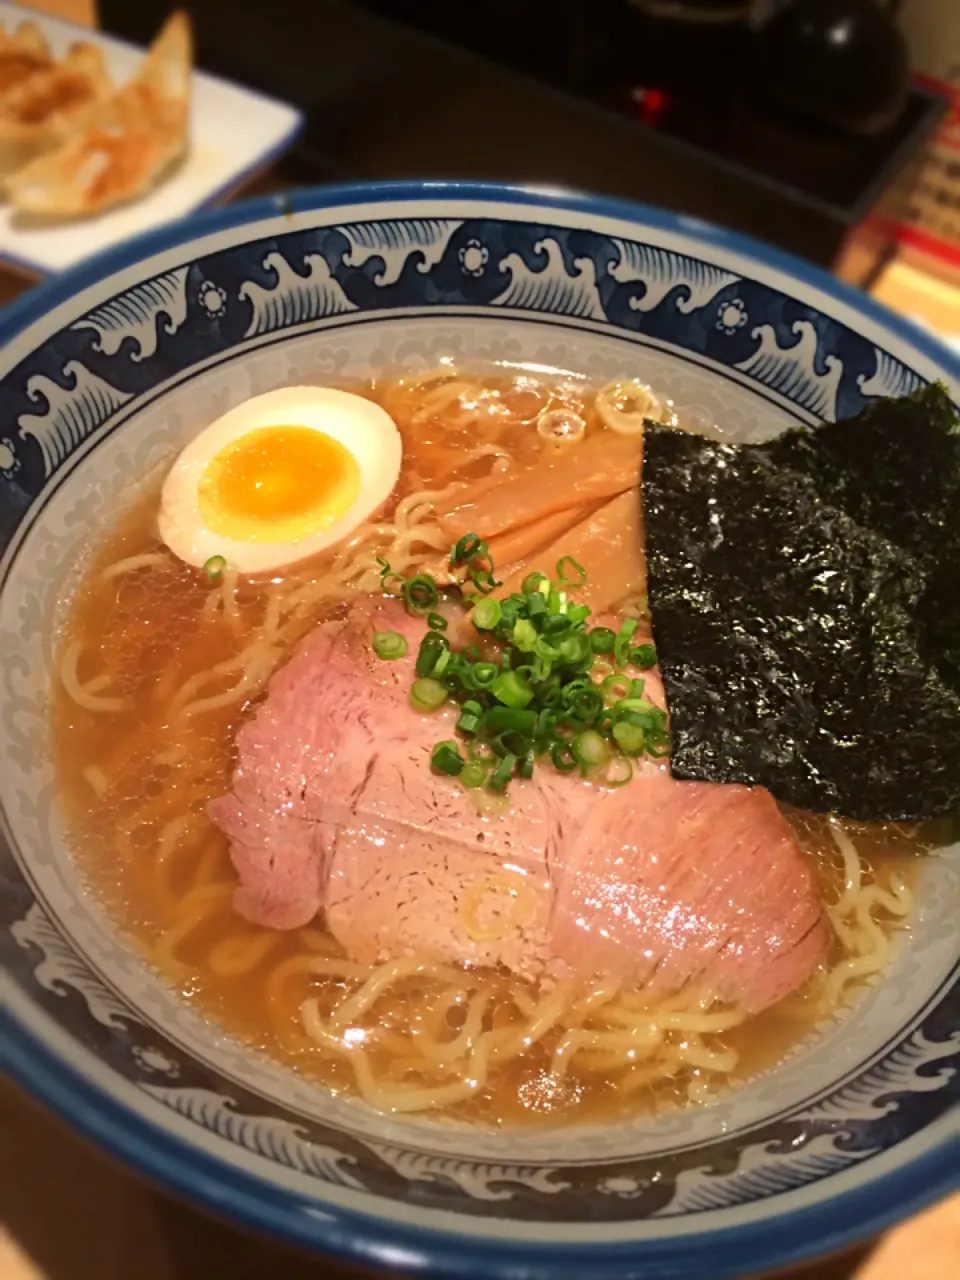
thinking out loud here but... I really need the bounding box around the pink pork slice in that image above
[208,601,556,969]
[208,603,828,1011]
[544,766,829,1012]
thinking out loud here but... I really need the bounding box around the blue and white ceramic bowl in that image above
[1,182,958,1280]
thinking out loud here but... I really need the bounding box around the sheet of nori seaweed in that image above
[641,385,960,822]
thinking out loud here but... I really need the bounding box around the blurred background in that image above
[1,1,958,1278]
[72,0,960,334]
[2,0,956,329]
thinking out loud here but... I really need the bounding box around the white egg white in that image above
[158,387,402,574]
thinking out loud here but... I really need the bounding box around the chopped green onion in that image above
[595,709,614,736]
[556,713,586,737]
[431,648,453,676]
[383,531,669,792]
[526,592,548,622]
[614,617,640,667]
[416,633,447,677]
[601,673,632,702]
[613,704,652,725]
[411,677,448,712]
[457,700,484,735]
[559,633,590,667]
[451,534,482,566]
[373,630,409,660]
[533,641,561,672]
[630,643,657,669]
[570,688,604,722]
[491,670,533,708]
[471,661,499,688]
[589,627,616,654]
[432,740,465,775]
[612,718,646,755]
[560,678,590,706]
[202,555,227,582]
[472,597,502,630]
[486,706,537,735]
[555,555,587,587]
[529,654,552,683]
[616,701,655,721]
[539,680,563,707]
[599,756,633,787]
[535,708,557,740]
[404,575,439,614]
[492,729,530,758]
[468,567,499,595]
[378,559,406,596]
[490,753,517,790]
[573,729,610,770]
[613,699,657,723]
[513,618,538,652]
[541,612,572,637]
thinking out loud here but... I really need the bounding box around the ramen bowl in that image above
[1,182,958,1280]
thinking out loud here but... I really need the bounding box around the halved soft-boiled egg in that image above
[159,387,402,574]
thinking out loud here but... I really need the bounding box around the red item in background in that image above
[887,2,960,277]
[631,86,669,127]
[889,71,960,271]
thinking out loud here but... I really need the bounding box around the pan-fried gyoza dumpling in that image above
[6,12,192,218]
[0,21,53,96]
[0,41,110,177]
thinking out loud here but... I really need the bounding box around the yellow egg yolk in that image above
[197,425,361,544]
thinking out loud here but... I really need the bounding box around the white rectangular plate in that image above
[0,1,304,275]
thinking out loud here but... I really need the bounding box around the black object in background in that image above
[753,0,910,137]
[351,1,601,92]
[354,0,752,106]
[588,0,755,108]
[98,0,946,273]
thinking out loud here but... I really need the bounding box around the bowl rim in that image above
[3,1004,959,1280]
[1,178,958,1280]
[0,179,956,387]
